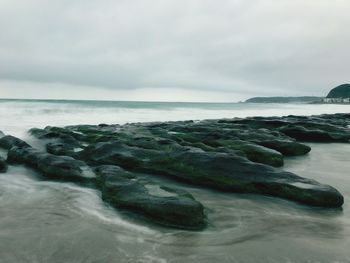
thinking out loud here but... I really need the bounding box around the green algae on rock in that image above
[95,165,206,230]
[1,135,206,230]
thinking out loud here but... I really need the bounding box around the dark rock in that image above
[0,156,7,173]
[142,150,343,208]
[79,141,146,169]
[280,125,350,142]
[149,125,287,166]
[256,140,311,156]
[213,139,284,167]
[8,146,95,182]
[27,113,349,209]
[6,138,206,229]
[46,142,82,156]
[95,165,206,229]
[226,118,290,129]
[0,135,31,150]
[149,119,312,161]
[228,115,350,143]
[78,141,343,208]
[29,127,81,145]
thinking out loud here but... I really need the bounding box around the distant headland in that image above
[322,84,350,103]
[245,96,322,103]
[245,84,350,104]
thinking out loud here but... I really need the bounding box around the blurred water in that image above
[0,99,350,262]
[1,98,350,137]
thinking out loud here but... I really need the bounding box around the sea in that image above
[0,99,350,263]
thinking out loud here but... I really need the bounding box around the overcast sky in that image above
[0,0,349,102]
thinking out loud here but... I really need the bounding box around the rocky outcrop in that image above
[1,135,206,230]
[1,113,349,229]
[142,150,343,208]
[26,114,348,208]
[279,125,349,142]
[76,141,343,207]
[230,114,350,143]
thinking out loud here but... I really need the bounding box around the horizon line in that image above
[0,97,241,104]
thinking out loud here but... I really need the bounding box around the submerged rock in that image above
[95,165,206,229]
[0,156,7,173]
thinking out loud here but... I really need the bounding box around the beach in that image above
[0,99,350,263]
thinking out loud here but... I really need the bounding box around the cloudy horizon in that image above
[0,0,349,102]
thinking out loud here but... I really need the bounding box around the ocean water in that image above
[1,99,349,137]
[0,99,350,263]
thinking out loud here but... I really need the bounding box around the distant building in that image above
[322,84,350,104]
[322,97,349,103]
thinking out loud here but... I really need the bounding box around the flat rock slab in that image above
[95,165,206,230]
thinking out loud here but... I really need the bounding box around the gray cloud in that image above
[0,0,349,101]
